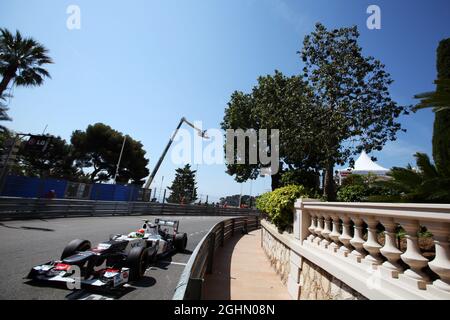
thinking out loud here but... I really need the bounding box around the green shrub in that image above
[256,191,271,213]
[337,173,402,202]
[337,185,367,202]
[341,174,366,187]
[257,185,309,231]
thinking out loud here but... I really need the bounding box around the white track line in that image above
[159,261,187,266]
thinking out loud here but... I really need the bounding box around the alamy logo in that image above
[169,122,280,176]
[367,5,381,30]
[225,129,280,175]
[66,265,81,290]
[66,5,81,30]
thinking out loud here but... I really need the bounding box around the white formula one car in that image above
[25,219,188,290]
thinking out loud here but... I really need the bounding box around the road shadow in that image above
[178,249,193,255]
[0,223,54,232]
[201,233,245,300]
[65,285,137,300]
[149,248,192,270]
[130,275,157,288]
[150,255,173,270]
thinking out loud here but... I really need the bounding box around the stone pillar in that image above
[362,216,383,269]
[379,218,403,278]
[294,199,309,241]
[350,216,366,263]
[398,219,430,290]
[328,214,341,253]
[294,198,313,243]
[307,212,317,243]
[313,213,324,246]
[338,216,353,257]
[422,221,450,294]
[320,214,332,249]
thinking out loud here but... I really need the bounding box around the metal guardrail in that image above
[0,197,259,220]
[173,215,260,300]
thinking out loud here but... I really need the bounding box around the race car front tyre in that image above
[61,239,91,260]
[174,233,187,252]
[125,247,149,281]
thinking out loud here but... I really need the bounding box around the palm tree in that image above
[414,79,450,113]
[0,93,11,133]
[374,153,450,203]
[0,28,53,97]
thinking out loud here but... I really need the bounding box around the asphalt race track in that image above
[0,215,229,300]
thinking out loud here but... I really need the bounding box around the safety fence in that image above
[173,215,260,300]
[0,197,259,220]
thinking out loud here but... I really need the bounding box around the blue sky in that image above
[1,0,449,201]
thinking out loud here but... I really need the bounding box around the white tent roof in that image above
[341,151,389,174]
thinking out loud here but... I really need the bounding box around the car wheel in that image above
[61,239,91,260]
[174,233,187,252]
[125,247,149,281]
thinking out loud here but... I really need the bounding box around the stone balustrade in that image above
[292,199,450,299]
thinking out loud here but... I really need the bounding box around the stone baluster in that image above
[422,221,450,294]
[398,219,430,290]
[379,218,403,278]
[328,214,342,253]
[320,214,332,249]
[350,216,366,263]
[362,216,383,268]
[338,215,353,257]
[313,213,324,246]
[307,212,317,242]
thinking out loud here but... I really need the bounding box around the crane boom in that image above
[144,117,208,190]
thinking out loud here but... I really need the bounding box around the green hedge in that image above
[256,185,309,231]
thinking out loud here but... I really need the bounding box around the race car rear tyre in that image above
[125,247,149,281]
[61,239,91,260]
[174,233,187,252]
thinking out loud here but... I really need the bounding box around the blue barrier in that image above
[1,175,67,198]
[0,175,143,201]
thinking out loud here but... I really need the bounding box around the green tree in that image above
[167,164,198,204]
[15,136,80,180]
[414,39,450,177]
[280,169,320,193]
[221,71,323,191]
[300,23,408,200]
[71,123,150,185]
[0,29,53,97]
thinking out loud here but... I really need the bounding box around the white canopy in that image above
[341,151,389,175]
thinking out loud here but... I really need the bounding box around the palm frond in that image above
[414,79,450,112]
[0,28,52,88]
[414,152,438,179]
[387,167,422,190]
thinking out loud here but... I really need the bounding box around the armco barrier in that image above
[173,215,260,300]
[0,197,259,220]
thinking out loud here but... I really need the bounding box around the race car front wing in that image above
[25,261,130,290]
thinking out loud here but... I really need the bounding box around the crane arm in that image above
[143,117,208,190]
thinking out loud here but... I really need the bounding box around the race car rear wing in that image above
[154,219,179,232]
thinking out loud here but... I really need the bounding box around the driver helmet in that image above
[136,228,145,237]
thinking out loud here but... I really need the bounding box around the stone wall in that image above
[261,226,290,285]
[299,259,367,300]
[261,220,367,300]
